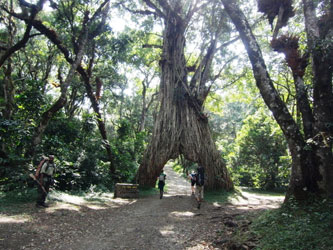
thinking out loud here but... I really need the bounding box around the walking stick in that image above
[29,174,48,194]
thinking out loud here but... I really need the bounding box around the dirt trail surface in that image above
[0,166,283,250]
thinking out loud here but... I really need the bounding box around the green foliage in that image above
[39,114,120,191]
[15,79,48,120]
[172,164,183,174]
[228,109,291,190]
[112,119,146,183]
[0,162,31,192]
[251,198,333,249]
[0,119,32,191]
[209,101,253,148]
[173,157,198,175]
[54,139,110,191]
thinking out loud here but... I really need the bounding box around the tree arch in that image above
[133,0,233,190]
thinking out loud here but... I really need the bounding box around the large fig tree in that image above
[126,0,233,190]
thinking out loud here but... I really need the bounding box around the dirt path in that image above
[0,166,284,250]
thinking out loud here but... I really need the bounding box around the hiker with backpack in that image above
[157,170,166,199]
[195,165,205,209]
[35,155,56,208]
[188,170,196,195]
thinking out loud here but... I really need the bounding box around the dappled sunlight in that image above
[0,215,30,224]
[228,189,284,208]
[229,195,250,205]
[49,191,87,205]
[212,202,223,207]
[170,211,196,217]
[48,191,137,209]
[159,225,175,236]
[111,198,137,205]
[46,202,81,213]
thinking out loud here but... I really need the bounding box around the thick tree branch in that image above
[90,0,110,21]
[302,0,320,47]
[189,37,218,101]
[221,0,302,141]
[0,0,46,68]
[26,26,88,158]
[89,0,111,39]
[272,5,285,40]
[141,0,166,18]
[0,23,32,68]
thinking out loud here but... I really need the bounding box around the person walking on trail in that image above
[35,155,56,208]
[188,170,196,195]
[195,165,205,209]
[157,170,166,199]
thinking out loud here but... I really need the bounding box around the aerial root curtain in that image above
[137,91,233,190]
[136,0,233,190]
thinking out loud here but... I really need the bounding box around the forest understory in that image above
[0,166,283,250]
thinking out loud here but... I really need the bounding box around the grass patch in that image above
[0,188,37,213]
[139,180,170,197]
[250,198,333,250]
[204,188,239,204]
[0,188,37,205]
[139,187,159,197]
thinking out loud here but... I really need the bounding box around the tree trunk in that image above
[137,3,233,190]
[138,91,233,190]
[302,0,333,195]
[79,69,115,175]
[221,0,318,199]
[222,0,333,200]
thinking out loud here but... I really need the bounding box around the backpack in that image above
[159,174,165,181]
[197,167,204,186]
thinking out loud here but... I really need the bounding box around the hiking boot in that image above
[36,203,48,208]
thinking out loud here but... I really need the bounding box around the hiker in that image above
[195,165,205,209]
[188,170,196,195]
[157,170,166,199]
[35,155,56,208]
